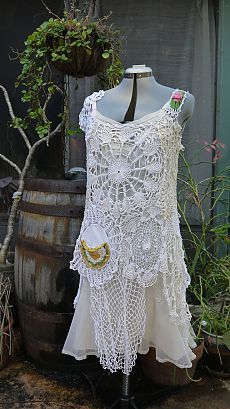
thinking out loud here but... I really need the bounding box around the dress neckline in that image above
[94,88,182,127]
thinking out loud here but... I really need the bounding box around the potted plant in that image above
[190,256,230,377]
[0,274,13,370]
[140,139,228,386]
[13,0,123,122]
[177,137,230,377]
[45,1,123,82]
[141,138,229,385]
[140,341,204,386]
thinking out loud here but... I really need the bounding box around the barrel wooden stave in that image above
[14,178,85,368]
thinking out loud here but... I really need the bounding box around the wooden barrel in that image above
[14,178,86,368]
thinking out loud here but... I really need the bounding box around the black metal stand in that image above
[107,369,180,409]
[108,374,139,409]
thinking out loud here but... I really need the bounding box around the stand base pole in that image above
[108,374,139,409]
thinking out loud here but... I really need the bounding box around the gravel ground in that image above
[0,352,229,409]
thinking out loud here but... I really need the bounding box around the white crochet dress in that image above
[62,88,197,375]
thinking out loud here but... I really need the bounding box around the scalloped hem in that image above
[62,344,196,370]
[62,275,197,371]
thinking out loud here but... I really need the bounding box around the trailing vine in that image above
[12,1,124,139]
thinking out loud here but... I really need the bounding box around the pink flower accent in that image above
[172,91,183,102]
[200,138,226,163]
[213,150,221,163]
[201,138,226,151]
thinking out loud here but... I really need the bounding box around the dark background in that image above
[0,0,64,179]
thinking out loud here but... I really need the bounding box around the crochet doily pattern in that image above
[70,88,192,374]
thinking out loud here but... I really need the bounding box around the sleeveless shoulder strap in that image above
[168,89,188,116]
[79,90,105,137]
[162,88,189,120]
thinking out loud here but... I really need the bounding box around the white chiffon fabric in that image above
[62,273,196,369]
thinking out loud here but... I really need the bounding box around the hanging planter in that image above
[12,1,124,139]
[44,6,123,80]
[15,0,123,89]
[46,27,110,78]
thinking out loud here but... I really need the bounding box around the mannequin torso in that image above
[96,65,195,131]
[63,65,197,376]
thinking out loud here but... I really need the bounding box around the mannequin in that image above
[96,65,194,409]
[63,64,196,408]
[97,65,194,130]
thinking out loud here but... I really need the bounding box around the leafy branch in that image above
[0,85,65,264]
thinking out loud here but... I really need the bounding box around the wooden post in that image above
[64,0,99,180]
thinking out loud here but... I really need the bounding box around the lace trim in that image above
[79,90,105,138]
[79,88,188,137]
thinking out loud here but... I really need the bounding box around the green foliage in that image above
[223,329,230,349]
[191,256,230,343]
[13,6,124,138]
[178,140,229,279]
[106,56,124,88]
[210,223,230,244]
[67,125,84,136]
[178,139,230,341]
[10,116,28,130]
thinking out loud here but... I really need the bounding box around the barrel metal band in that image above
[16,236,74,258]
[19,200,84,218]
[24,178,86,193]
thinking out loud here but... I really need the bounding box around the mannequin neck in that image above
[118,67,159,123]
[117,70,159,95]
